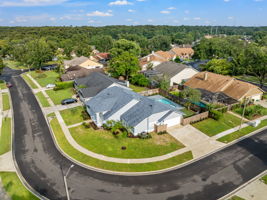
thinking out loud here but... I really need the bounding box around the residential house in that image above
[86,86,183,136]
[64,56,103,70]
[139,52,168,71]
[144,61,198,87]
[60,66,104,82]
[74,72,128,102]
[90,52,110,66]
[184,71,264,103]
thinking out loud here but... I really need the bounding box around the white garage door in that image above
[164,116,181,127]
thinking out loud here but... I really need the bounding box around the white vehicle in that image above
[46,84,56,89]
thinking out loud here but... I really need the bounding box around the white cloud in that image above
[184,10,190,14]
[109,0,133,6]
[228,16,234,20]
[11,14,51,23]
[126,18,133,21]
[160,10,171,14]
[224,0,230,2]
[254,0,264,2]
[147,19,153,22]
[193,17,201,20]
[136,0,145,1]
[86,11,113,17]
[128,9,135,12]
[0,0,67,7]
[167,7,176,10]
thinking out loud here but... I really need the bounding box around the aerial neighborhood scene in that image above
[0,0,267,200]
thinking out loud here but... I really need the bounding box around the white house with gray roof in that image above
[85,86,183,136]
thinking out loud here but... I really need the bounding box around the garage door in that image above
[164,116,181,127]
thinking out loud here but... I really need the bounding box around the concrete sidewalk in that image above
[0,152,16,172]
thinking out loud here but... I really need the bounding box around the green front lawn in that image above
[3,60,28,70]
[46,88,74,105]
[233,105,267,120]
[0,82,7,89]
[0,172,39,200]
[50,115,193,172]
[261,174,267,184]
[181,108,195,118]
[69,125,185,159]
[36,92,50,107]
[29,71,59,87]
[21,74,38,89]
[129,84,148,93]
[2,93,10,111]
[228,196,246,200]
[0,117,11,155]
[193,113,241,136]
[60,106,85,126]
[217,119,267,143]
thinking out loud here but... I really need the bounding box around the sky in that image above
[0,0,266,27]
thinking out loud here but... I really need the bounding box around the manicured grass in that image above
[233,105,267,120]
[46,88,74,105]
[29,71,59,87]
[50,115,193,172]
[181,108,195,118]
[0,82,7,89]
[36,92,50,107]
[60,106,85,126]
[70,125,185,159]
[0,172,39,200]
[228,196,246,200]
[217,119,267,143]
[261,174,267,184]
[0,117,11,155]
[2,93,10,111]
[3,60,28,70]
[21,74,38,89]
[193,113,241,137]
[129,84,148,93]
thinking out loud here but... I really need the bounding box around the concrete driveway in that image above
[168,125,225,158]
[255,100,267,108]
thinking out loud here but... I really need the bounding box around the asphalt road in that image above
[4,69,267,200]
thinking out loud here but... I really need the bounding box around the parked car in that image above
[46,84,56,89]
[61,98,77,105]
[6,82,13,88]
[41,65,57,71]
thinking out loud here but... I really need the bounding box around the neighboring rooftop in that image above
[64,56,89,67]
[184,71,263,101]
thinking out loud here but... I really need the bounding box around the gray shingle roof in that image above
[154,61,195,78]
[64,56,89,67]
[75,72,126,98]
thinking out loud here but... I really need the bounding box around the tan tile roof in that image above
[139,54,167,67]
[184,71,263,101]
[171,47,194,57]
[155,51,174,60]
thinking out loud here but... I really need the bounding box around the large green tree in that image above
[0,57,4,74]
[109,51,139,80]
[243,44,267,88]
[110,39,141,57]
[202,59,233,75]
[90,35,114,52]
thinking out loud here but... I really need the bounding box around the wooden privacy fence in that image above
[182,111,209,125]
[139,88,160,96]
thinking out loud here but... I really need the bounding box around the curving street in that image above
[4,68,267,200]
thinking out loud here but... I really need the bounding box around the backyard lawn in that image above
[60,106,85,126]
[0,172,39,200]
[69,125,185,159]
[2,93,10,111]
[181,108,195,118]
[233,104,267,120]
[36,92,50,107]
[129,84,148,93]
[49,114,193,172]
[21,74,38,89]
[46,88,74,105]
[0,118,11,155]
[29,71,59,87]
[217,119,267,143]
[193,113,241,137]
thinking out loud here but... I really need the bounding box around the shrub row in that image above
[209,109,223,121]
[54,81,74,91]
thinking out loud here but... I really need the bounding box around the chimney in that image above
[152,51,155,55]
[204,72,208,81]
[147,56,150,62]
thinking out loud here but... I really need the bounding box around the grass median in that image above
[0,172,39,200]
[29,71,59,87]
[36,92,50,107]
[21,74,38,89]
[0,117,11,155]
[2,93,10,111]
[217,119,267,143]
[49,114,193,172]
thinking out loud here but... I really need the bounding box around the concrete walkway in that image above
[231,179,267,200]
[168,125,225,158]
[0,152,16,172]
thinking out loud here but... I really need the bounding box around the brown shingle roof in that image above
[171,47,194,57]
[184,71,263,101]
[155,51,174,60]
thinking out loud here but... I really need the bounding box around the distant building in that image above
[64,56,103,70]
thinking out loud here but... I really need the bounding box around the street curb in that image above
[218,170,267,200]
[11,75,48,200]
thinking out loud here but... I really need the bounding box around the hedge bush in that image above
[209,109,223,121]
[54,81,74,91]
